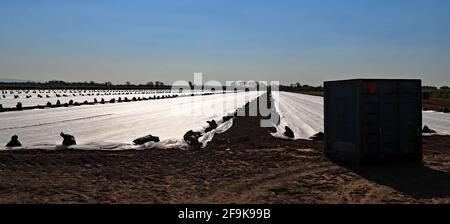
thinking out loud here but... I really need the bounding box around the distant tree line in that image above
[0,80,172,90]
[280,84,450,99]
[279,83,324,96]
[0,79,266,92]
[423,86,450,100]
[423,86,449,90]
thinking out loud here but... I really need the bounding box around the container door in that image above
[398,82,422,155]
[379,82,401,157]
[363,88,381,158]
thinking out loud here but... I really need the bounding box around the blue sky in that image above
[1,0,449,85]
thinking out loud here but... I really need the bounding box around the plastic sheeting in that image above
[272,92,324,139]
[0,90,217,108]
[0,91,262,150]
[422,111,450,135]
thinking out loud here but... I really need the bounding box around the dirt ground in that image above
[0,96,449,204]
[423,98,450,112]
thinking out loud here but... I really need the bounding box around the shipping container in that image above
[324,79,422,164]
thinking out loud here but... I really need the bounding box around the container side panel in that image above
[325,81,360,163]
[326,79,422,164]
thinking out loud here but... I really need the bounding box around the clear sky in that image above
[0,0,449,86]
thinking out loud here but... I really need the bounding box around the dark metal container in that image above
[324,79,422,164]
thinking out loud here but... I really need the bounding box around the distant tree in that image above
[441,86,449,90]
[422,86,438,90]
[147,82,154,86]
[126,81,131,86]
[48,80,66,85]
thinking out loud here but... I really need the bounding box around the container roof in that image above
[324,79,421,84]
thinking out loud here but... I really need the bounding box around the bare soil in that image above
[423,98,450,112]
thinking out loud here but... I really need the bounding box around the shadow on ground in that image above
[354,164,450,200]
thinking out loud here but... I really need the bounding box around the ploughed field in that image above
[0,93,448,203]
[2,89,449,150]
